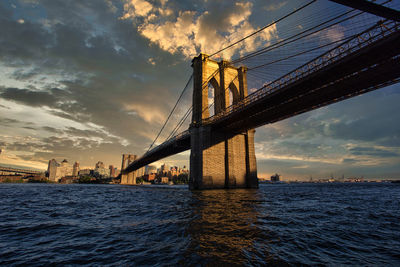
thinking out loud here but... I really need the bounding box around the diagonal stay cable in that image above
[147,75,193,152]
[232,9,359,64]
[163,67,222,142]
[234,0,392,64]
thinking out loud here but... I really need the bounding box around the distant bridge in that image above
[0,166,43,176]
[122,1,400,189]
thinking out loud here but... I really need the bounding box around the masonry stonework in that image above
[121,154,137,185]
[190,53,258,190]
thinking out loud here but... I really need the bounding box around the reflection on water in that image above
[185,189,262,265]
[0,183,400,265]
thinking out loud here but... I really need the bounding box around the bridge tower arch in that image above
[190,53,258,190]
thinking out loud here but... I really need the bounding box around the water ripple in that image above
[0,183,399,265]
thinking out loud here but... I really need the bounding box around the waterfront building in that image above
[145,165,157,175]
[73,162,80,176]
[143,173,156,182]
[79,169,92,176]
[47,159,73,182]
[55,159,73,181]
[94,161,109,177]
[47,159,59,181]
[271,173,280,182]
[95,161,105,169]
[109,165,115,177]
[160,163,169,175]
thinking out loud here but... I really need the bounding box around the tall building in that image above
[73,162,80,177]
[47,159,59,181]
[55,159,73,181]
[48,159,73,182]
[95,161,105,169]
[145,165,157,175]
[271,173,280,182]
[160,163,169,174]
[109,165,115,177]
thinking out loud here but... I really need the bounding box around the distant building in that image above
[55,159,73,181]
[60,176,78,184]
[160,177,169,184]
[73,162,80,177]
[145,165,157,175]
[271,173,280,182]
[144,173,156,182]
[79,169,92,176]
[94,161,109,177]
[109,165,115,177]
[160,164,169,175]
[47,159,73,182]
[95,161,105,169]
[47,159,59,181]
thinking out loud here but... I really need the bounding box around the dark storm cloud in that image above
[0,118,20,125]
[323,91,400,144]
[0,87,56,106]
[42,126,62,134]
[1,0,191,153]
[348,146,399,158]
[341,158,360,164]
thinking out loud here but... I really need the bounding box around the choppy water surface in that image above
[1,183,399,266]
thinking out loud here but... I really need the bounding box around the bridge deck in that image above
[208,23,400,133]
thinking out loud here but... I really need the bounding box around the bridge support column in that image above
[189,53,258,190]
[121,154,137,185]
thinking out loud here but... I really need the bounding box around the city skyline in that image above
[0,0,399,180]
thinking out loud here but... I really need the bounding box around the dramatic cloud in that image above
[121,0,278,59]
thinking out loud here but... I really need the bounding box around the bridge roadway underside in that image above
[212,31,400,134]
[124,133,190,173]
[124,30,400,173]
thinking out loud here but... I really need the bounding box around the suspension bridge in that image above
[121,0,400,189]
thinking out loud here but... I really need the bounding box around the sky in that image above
[0,0,399,180]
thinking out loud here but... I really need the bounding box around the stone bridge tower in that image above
[190,53,258,190]
[121,154,137,184]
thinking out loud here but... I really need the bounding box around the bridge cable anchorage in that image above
[146,75,193,153]
[208,0,317,58]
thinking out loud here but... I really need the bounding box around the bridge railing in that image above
[202,20,399,125]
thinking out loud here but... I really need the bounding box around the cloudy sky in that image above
[0,0,399,180]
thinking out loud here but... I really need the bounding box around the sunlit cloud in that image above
[121,1,278,59]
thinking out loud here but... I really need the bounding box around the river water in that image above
[0,183,399,266]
